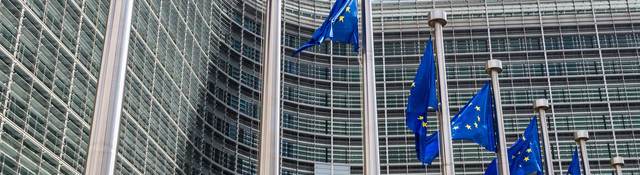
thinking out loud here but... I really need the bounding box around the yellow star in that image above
[422,122,428,128]
[474,122,478,128]
[524,156,530,162]
[418,115,424,120]
[339,16,345,22]
[346,6,351,12]
[526,148,532,153]
[411,82,415,87]
[465,124,471,130]
[512,155,516,159]
[477,116,481,122]
[475,106,481,111]
[453,126,459,130]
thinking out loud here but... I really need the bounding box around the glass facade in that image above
[0,0,107,174]
[0,0,639,175]
[283,0,640,174]
[115,0,262,174]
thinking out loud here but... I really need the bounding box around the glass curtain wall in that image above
[0,0,639,175]
[115,0,263,174]
[0,0,108,174]
[283,0,640,174]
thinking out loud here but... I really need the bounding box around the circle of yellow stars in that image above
[453,104,482,131]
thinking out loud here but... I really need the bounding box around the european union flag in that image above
[567,147,581,175]
[509,117,543,175]
[484,116,544,175]
[406,38,438,136]
[293,0,359,55]
[415,131,439,165]
[451,83,496,152]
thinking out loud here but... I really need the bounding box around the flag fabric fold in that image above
[451,83,497,152]
[406,38,438,137]
[292,0,359,55]
[567,147,581,175]
[415,131,440,165]
[484,116,544,175]
[413,83,497,164]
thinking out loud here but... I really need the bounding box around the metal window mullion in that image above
[1,5,22,114]
[50,5,78,168]
[589,0,619,156]
[136,9,161,171]
[620,0,639,164]
[378,0,391,173]
[0,115,82,174]
[536,0,563,171]
[18,1,99,82]
[66,0,88,111]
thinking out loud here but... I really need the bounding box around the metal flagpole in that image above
[84,0,134,174]
[428,10,455,175]
[485,59,509,175]
[611,156,624,175]
[533,99,554,175]
[574,130,591,175]
[360,0,381,174]
[258,0,282,174]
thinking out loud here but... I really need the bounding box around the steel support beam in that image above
[360,0,380,174]
[85,0,134,174]
[258,0,282,174]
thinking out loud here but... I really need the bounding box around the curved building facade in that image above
[0,0,639,175]
[281,0,640,174]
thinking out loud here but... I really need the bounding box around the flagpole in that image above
[485,59,509,175]
[533,99,554,175]
[258,0,282,174]
[85,1,134,174]
[574,130,591,175]
[428,10,455,175]
[360,0,381,174]
[611,156,624,175]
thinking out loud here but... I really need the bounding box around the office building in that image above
[0,0,638,174]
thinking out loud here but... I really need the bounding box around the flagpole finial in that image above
[611,156,624,174]
[611,156,624,166]
[428,10,447,27]
[485,59,503,73]
[533,99,549,110]
[574,130,589,142]
[612,156,624,175]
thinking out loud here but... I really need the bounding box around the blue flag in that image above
[293,0,359,55]
[415,131,439,165]
[484,159,498,175]
[451,83,496,152]
[510,116,543,175]
[484,116,544,175]
[406,38,438,136]
[567,147,581,175]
